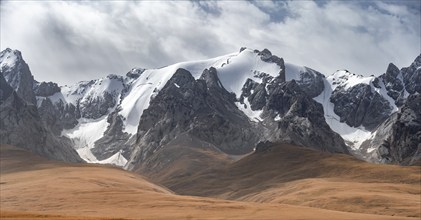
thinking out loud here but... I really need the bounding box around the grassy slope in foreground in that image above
[0,144,417,220]
[158,144,421,218]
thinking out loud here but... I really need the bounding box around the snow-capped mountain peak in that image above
[2,47,419,167]
[0,48,21,69]
[327,69,374,90]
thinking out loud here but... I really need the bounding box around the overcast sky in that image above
[1,0,420,85]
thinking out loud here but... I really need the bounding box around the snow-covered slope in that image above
[328,70,374,90]
[0,48,19,69]
[36,47,417,165]
[47,48,338,165]
[314,69,401,150]
[97,150,127,167]
[51,74,125,107]
[120,49,285,134]
[44,48,285,164]
[39,75,126,165]
[62,116,109,160]
[314,76,372,149]
[48,48,292,164]
[4,47,419,166]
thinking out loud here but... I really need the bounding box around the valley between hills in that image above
[1,144,419,220]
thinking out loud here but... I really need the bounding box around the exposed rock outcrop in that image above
[34,81,61,97]
[91,111,134,160]
[401,54,421,95]
[263,80,348,153]
[0,48,36,104]
[330,84,392,130]
[0,73,82,162]
[296,67,325,98]
[126,68,260,170]
[361,94,421,165]
[37,98,79,134]
[382,63,404,101]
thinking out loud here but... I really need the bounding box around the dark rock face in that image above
[361,94,421,165]
[200,67,226,90]
[37,98,64,135]
[0,73,14,103]
[126,68,145,79]
[36,75,124,137]
[263,80,348,153]
[373,54,421,107]
[91,111,134,160]
[254,141,274,153]
[383,63,404,100]
[7,47,418,167]
[257,48,286,82]
[401,54,421,94]
[385,94,421,165]
[0,48,36,105]
[374,63,406,107]
[37,98,79,135]
[296,67,325,98]
[79,91,116,119]
[34,81,61,97]
[330,84,392,130]
[239,77,270,111]
[256,49,324,98]
[246,79,268,111]
[126,68,259,170]
[72,75,124,120]
[54,101,79,129]
[0,73,81,162]
[235,63,346,154]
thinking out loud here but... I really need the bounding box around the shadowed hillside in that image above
[152,143,421,218]
[3,144,414,220]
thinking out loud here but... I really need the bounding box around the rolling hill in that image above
[1,144,419,220]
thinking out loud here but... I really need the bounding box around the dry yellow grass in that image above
[1,144,417,219]
[159,144,421,218]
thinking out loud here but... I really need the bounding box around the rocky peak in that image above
[401,53,421,94]
[199,67,224,89]
[126,68,259,170]
[34,81,61,97]
[0,73,82,163]
[381,63,405,101]
[0,48,36,105]
[263,80,348,153]
[386,63,400,77]
[412,54,421,67]
[362,93,421,165]
[0,48,22,68]
[296,67,325,98]
[328,70,367,89]
[169,68,197,88]
[258,48,272,60]
[255,48,285,81]
[126,68,145,79]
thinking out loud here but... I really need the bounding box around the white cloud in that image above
[0,0,419,85]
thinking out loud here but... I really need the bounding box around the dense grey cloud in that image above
[1,0,419,85]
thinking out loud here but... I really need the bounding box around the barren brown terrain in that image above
[1,144,420,220]
[151,144,421,218]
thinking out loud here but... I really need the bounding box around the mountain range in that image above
[0,47,420,171]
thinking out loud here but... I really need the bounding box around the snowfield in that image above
[48,48,402,165]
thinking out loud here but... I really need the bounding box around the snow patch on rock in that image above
[314,78,372,150]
